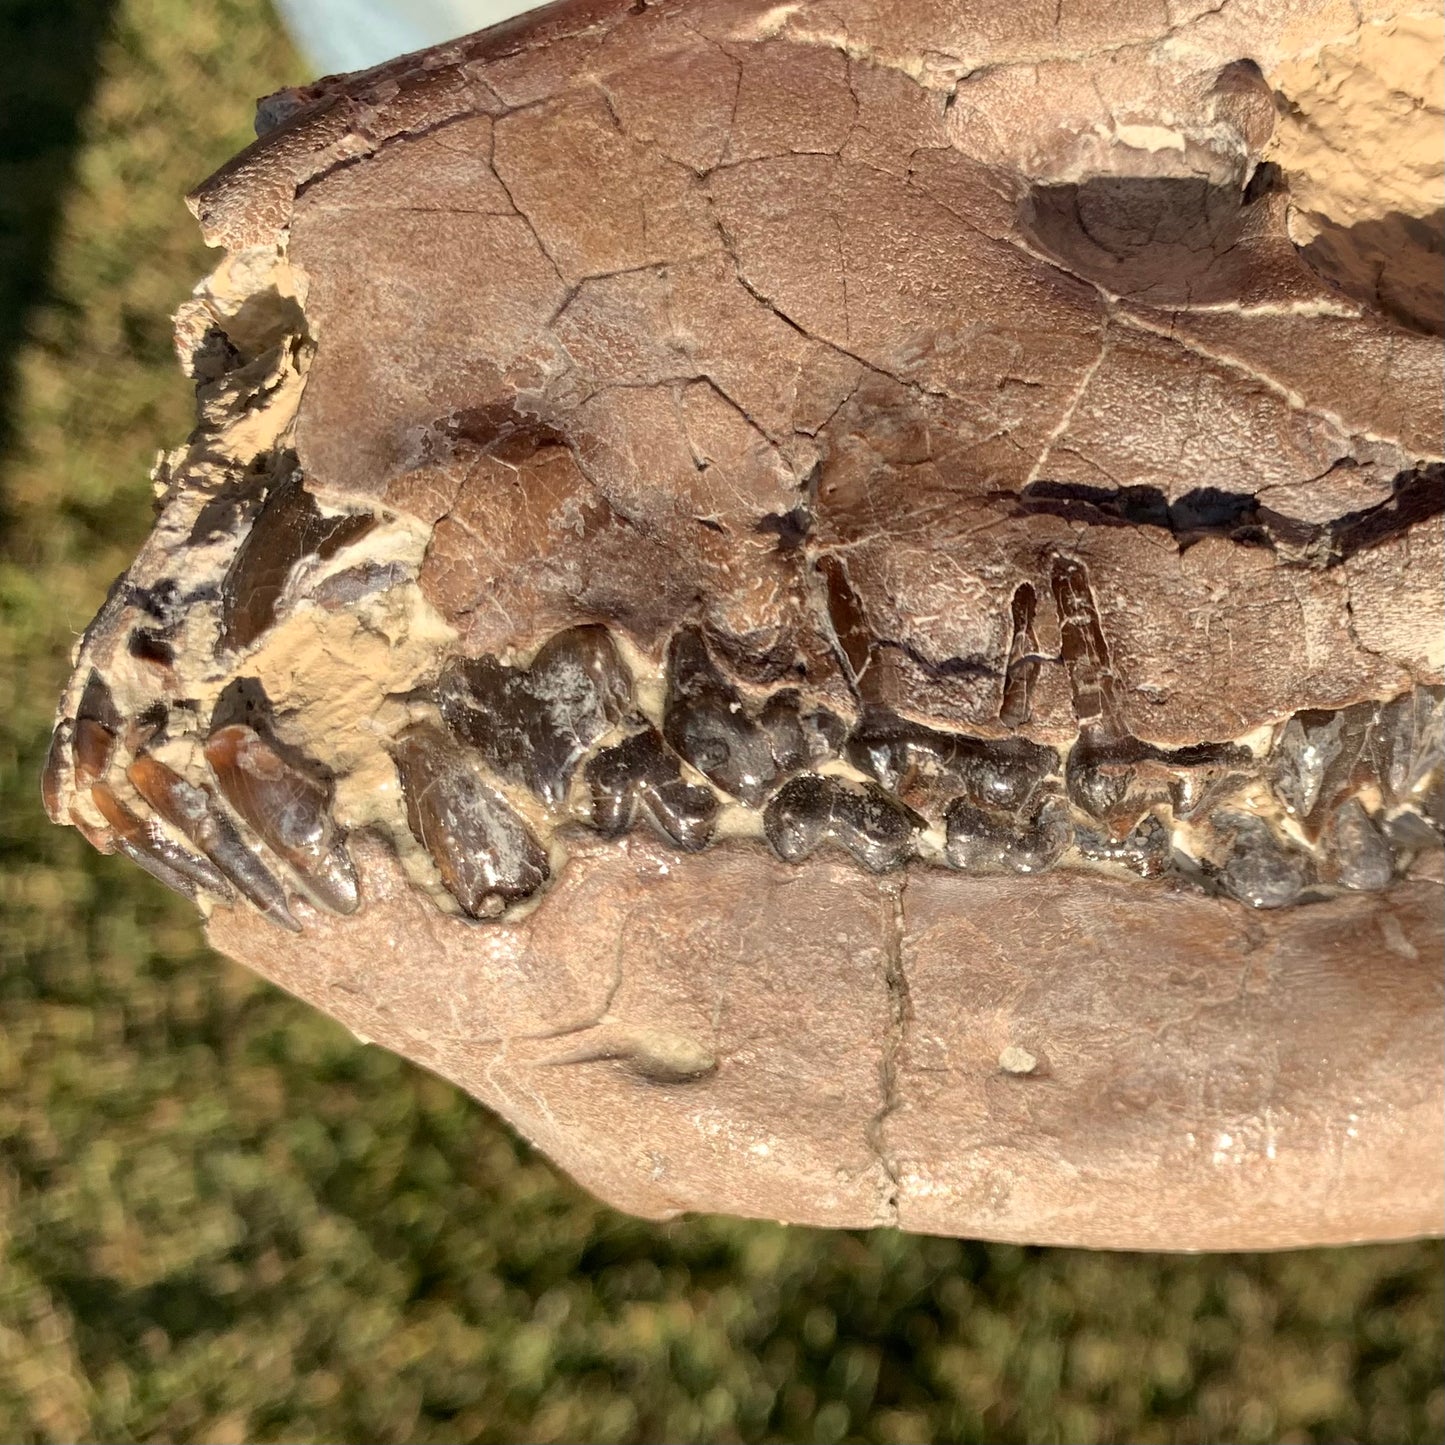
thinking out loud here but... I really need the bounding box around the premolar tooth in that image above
[127,754,300,931]
[391,722,550,917]
[204,723,359,915]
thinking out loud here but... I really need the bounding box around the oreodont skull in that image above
[44,0,1444,1249]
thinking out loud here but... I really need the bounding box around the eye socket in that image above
[1019,173,1267,307]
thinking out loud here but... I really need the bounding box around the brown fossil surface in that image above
[44,0,1445,1249]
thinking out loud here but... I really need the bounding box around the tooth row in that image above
[414,621,1441,917]
[49,620,1443,930]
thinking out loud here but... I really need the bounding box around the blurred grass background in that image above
[0,1,1441,1440]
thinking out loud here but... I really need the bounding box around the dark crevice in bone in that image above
[868,876,907,1227]
[128,629,176,670]
[1009,463,1443,565]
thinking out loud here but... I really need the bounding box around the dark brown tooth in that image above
[663,627,801,806]
[126,754,300,930]
[1328,799,1396,892]
[762,773,833,862]
[1215,813,1312,909]
[847,713,1058,817]
[758,691,809,774]
[76,669,123,733]
[999,582,1042,728]
[219,471,376,652]
[89,780,235,901]
[1064,740,1175,833]
[391,722,550,917]
[1072,813,1173,878]
[55,670,124,808]
[829,781,922,872]
[204,724,359,915]
[1049,555,1125,735]
[438,625,633,806]
[944,796,1071,875]
[72,717,118,789]
[763,773,920,872]
[584,726,719,852]
[816,554,874,687]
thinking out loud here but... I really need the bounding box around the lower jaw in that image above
[207,832,1443,1251]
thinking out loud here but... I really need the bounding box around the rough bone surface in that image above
[44,0,1445,1249]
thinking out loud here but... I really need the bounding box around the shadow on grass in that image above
[0,0,119,482]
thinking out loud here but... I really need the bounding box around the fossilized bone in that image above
[44,0,1444,1249]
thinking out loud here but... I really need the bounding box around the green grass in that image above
[0,2,1441,1440]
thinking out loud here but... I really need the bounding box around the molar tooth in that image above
[763,773,919,872]
[829,780,921,872]
[1072,813,1173,878]
[847,713,1057,816]
[1215,813,1313,910]
[944,796,1070,875]
[391,722,550,917]
[584,725,719,851]
[127,754,299,930]
[1328,799,1396,892]
[763,773,834,862]
[204,723,360,915]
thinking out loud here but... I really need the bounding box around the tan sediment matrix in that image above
[1267,13,1445,236]
[45,0,1445,1250]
